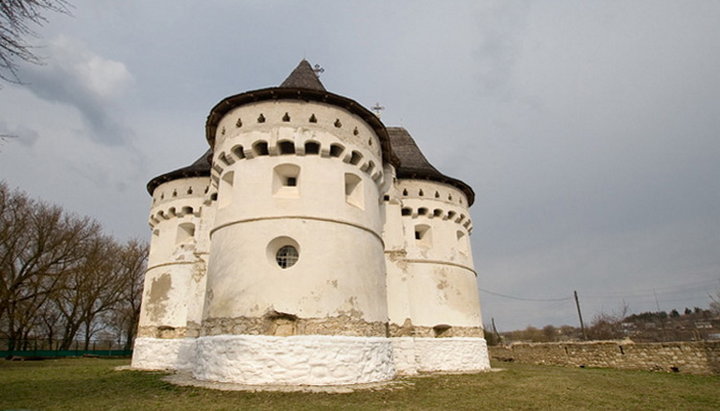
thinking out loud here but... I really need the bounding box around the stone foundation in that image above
[200,315,387,337]
[489,341,720,375]
[193,334,395,385]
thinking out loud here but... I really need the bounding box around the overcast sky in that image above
[1,1,718,331]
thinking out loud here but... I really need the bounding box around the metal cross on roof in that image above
[371,102,385,117]
[313,64,325,78]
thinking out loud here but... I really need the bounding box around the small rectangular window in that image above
[273,164,300,198]
[415,224,432,248]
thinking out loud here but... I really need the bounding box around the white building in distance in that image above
[131,60,490,385]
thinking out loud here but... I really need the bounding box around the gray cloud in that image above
[0,121,40,147]
[18,36,134,145]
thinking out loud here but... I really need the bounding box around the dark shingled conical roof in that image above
[388,127,475,205]
[147,149,212,194]
[279,59,326,91]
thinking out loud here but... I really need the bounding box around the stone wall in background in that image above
[489,341,720,375]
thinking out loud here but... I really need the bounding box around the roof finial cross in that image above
[371,102,385,117]
[312,64,325,78]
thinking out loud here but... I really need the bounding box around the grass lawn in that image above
[0,358,718,410]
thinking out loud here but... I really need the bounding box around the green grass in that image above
[0,358,718,410]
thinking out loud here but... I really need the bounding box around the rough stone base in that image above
[193,334,395,385]
[131,337,196,371]
[391,337,490,374]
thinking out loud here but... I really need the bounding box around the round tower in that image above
[192,61,401,385]
[132,152,214,371]
[383,127,490,374]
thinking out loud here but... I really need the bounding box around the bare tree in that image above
[710,289,720,315]
[111,240,148,350]
[587,302,630,340]
[0,0,71,83]
[0,182,99,350]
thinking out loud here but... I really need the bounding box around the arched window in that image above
[278,140,295,155]
[349,151,363,165]
[253,141,269,156]
[329,143,344,158]
[304,141,320,155]
[232,145,245,160]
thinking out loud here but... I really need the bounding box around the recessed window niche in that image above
[457,230,469,255]
[176,222,195,244]
[219,171,234,208]
[414,224,432,248]
[344,173,364,209]
[273,164,300,198]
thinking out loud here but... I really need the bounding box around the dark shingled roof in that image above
[146,149,212,194]
[280,59,326,91]
[388,127,475,206]
[205,60,400,167]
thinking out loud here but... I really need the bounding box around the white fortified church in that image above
[131,60,490,385]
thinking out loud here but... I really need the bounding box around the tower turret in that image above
[383,127,489,374]
[132,151,214,371]
[193,60,400,385]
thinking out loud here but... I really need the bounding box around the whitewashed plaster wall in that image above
[201,100,389,329]
[385,180,482,330]
[193,335,395,385]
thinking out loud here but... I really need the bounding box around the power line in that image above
[584,280,719,299]
[478,287,572,302]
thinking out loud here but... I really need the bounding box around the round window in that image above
[276,245,298,269]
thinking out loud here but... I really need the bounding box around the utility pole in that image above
[491,317,502,343]
[574,290,587,340]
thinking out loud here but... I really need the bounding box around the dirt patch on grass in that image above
[163,372,415,393]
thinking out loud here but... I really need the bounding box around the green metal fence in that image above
[1,339,132,358]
